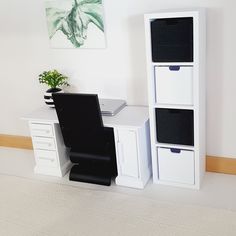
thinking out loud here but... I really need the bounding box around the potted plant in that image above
[39,69,69,107]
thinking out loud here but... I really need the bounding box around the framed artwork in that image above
[45,0,105,48]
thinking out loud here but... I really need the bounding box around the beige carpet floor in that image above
[0,174,236,236]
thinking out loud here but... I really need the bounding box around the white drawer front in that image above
[35,150,58,168]
[158,147,194,185]
[32,137,56,150]
[155,66,193,105]
[30,123,53,137]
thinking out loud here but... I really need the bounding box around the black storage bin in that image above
[151,17,193,62]
[155,108,194,145]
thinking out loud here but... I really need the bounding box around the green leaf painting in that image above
[45,0,105,48]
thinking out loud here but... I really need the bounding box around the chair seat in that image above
[70,148,112,163]
[69,164,112,186]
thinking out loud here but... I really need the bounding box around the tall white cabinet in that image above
[144,9,206,189]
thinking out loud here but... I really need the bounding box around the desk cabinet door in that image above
[117,129,139,178]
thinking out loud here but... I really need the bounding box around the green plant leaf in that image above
[38,70,69,89]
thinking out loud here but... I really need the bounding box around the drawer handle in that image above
[33,128,50,133]
[38,156,55,162]
[169,66,180,71]
[36,141,52,147]
[170,148,181,154]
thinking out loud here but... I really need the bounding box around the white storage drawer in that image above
[30,123,54,137]
[32,137,56,151]
[158,147,194,185]
[155,66,193,105]
[35,150,58,168]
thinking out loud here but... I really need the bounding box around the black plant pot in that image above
[44,88,63,108]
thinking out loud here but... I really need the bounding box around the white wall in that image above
[0,0,235,158]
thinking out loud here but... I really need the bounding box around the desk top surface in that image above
[23,106,149,129]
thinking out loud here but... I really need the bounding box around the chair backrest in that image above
[52,93,107,153]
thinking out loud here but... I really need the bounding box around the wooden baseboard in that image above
[0,134,33,150]
[0,134,236,175]
[206,156,236,175]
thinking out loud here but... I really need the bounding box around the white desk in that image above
[23,106,152,189]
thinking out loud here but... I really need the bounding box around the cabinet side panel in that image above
[53,123,70,167]
[144,15,159,182]
[198,9,206,185]
[136,121,152,183]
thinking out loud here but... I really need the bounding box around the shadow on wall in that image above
[206,7,224,156]
[126,14,148,106]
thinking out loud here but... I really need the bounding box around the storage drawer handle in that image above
[170,148,181,153]
[38,156,55,162]
[169,66,180,71]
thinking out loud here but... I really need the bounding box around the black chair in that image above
[52,93,117,186]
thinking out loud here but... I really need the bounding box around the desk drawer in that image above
[32,137,56,150]
[30,123,54,137]
[35,150,58,168]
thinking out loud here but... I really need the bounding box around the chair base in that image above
[69,164,112,186]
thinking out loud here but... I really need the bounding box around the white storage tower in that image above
[144,9,206,189]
